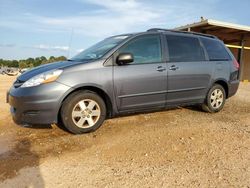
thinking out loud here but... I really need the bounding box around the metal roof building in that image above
[176,19,250,81]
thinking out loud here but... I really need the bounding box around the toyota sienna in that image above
[7,29,240,134]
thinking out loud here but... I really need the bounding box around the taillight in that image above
[233,59,240,70]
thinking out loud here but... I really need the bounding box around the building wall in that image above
[242,41,250,81]
[228,40,250,81]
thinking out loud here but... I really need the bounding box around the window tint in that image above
[166,35,205,62]
[119,35,162,64]
[200,38,230,61]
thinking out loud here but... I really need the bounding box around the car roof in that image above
[109,28,220,44]
[113,28,218,40]
[148,28,218,39]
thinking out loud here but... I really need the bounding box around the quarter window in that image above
[200,38,231,61]
[119,35,162,64]
[166,35,205,62]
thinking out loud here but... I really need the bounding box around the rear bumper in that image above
[228,80,240,98]
[7,81,71,125]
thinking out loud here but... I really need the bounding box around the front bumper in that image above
[7,81,72,125]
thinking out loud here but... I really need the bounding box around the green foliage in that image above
[19,61,27,69]
[0,56,67,68]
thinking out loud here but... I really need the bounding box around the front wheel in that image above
[60,91,106,134]
[202,84,226,113]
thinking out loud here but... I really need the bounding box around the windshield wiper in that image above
[71,58,96,61]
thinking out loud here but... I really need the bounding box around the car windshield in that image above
[71,35,130,61]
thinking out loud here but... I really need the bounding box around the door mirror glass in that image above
[117,53,134,65]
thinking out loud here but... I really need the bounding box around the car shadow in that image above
[115,104,203,119]
[0,138,44,187]
[14,105,204,134]
[19,124,53,129]
[183,105,203,112]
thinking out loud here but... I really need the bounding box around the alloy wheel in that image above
[72,99,101,128]
[210,89,224,109]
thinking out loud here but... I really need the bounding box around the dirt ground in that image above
[0,75,249,188]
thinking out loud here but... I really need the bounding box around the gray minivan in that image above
[7,29,240,134]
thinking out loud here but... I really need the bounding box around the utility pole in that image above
[67,28,74,59]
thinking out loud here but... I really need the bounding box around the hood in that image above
[17,60,88,82]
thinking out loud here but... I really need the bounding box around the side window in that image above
[200,38,231,61]
[119,35,162,64]
[166,35,205,62]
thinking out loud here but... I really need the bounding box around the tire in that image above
[60,90,106,134]
[202,84,226,113]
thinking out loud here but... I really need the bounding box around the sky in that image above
[0,0,249,60]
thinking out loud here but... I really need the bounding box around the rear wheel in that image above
[60,91,106,134]
[202,84,226,113]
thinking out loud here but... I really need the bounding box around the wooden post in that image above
[238,35,245,80]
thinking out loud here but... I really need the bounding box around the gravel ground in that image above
[0,75,249,187]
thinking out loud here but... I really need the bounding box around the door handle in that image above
[156,66,166,72]
[169,65,179,71]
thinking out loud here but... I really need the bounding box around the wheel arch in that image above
[58,85,113,122]
[213,79,229,98]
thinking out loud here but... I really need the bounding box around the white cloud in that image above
[1,0,233,60]
[33,44,69,52]
[0,0,224,39]
[38,0,162,37]
[0,43,16,47]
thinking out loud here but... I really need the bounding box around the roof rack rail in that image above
[147,28,217,39]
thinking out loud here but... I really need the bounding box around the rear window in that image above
[200,38,231,61]
[166,35,205,62]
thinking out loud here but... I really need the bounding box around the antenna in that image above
[67,28,74,58]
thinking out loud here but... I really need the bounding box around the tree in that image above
[1,56,66,68]
[19,61,28,69]
[40,56,47,62]
[9,60,19,67]
[34,57,42,67]
[57,56,67,61]
[49,56,55,63]
[0,59,3,67]
[40,56,47,65]
[26,58,34,67]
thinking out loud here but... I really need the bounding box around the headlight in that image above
[21,69,63,88]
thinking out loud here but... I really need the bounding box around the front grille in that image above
[13,79,24,88]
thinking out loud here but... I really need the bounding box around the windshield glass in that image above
[71,35,130,61]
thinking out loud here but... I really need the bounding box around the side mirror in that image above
[117,53,134,65]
